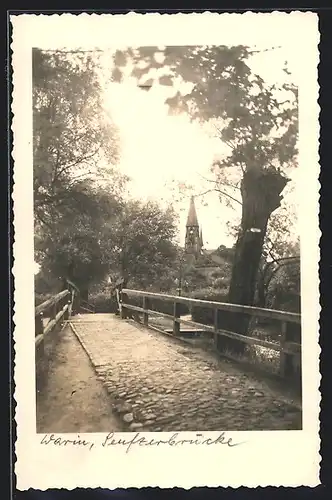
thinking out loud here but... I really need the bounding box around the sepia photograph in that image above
[33,42,302,434]
[12,12,320,489]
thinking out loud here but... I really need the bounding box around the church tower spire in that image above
[185,196,202,257]
[186,196,199,227]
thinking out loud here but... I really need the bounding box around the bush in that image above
[35,293,53,307]
[189,288,228,325]
[89,289,190,316]
[88,291,116,313]
[148,296,189,316]
[211,277,229,289]
[123,289,190,316]
[265,261,301,314]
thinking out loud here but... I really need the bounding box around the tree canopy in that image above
[33,48,123,229]
[108,200,179,289]
[33,48,180,297]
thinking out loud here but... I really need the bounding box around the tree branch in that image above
[55,147,101,178]
[41,48,106,54]
[248,46,282,55]
[198,173,241,191]
[35,211,54,231]
[264,256,300,290]
[262,254,300,284]
[195,188,242,206]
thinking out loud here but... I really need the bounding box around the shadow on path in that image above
[36,325,123,433]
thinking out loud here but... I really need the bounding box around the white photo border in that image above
[11,11,321,489]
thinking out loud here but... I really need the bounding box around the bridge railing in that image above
[35,287,76,393]
[35,288,74,349]
[121,289,301,381]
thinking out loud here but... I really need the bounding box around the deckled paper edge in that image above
[11,11,321,490]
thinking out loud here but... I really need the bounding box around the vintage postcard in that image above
[12,12,321,489]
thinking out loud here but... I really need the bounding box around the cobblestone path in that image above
[70,315,302,432]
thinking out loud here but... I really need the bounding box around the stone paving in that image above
[70,314,302,432]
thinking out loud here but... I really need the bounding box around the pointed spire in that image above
[186,196,199,227]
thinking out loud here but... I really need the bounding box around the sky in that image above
[101,46,299,249]
[25,12,306,256]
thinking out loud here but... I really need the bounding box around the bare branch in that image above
[39,48,106,54]
[55,147,101,178]
[198,173,241,191]
[264,235,279,262]
[248,46,282,55]
[264,256,300,290]
[195,188,242,206]
[67,171,96,185]
[261,253,300,283]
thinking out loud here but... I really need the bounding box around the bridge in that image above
[35,285,302,433]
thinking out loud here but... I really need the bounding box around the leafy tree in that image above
[33,48,123,231]
[267,259,300,313]
[215,245,235,262]
[33,48,125,297]
[111,46,298,352]
[256,237,300,311]
[254,180,299,310]
[35,183,123,299]
[108,200,179,290]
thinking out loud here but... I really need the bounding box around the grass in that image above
[149,316,282,374]
[246,345,280,374]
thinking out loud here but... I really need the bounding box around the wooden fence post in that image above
[35,312,44,339]
[173,300,181,336]
[35,312,45,389]
[143,296,149,326]
[64,293,70,320]
[50,301,56,322]
[119,290,127,319]
[72,291,80,316]
[280,321,295,378]
[214,307,218,349]
[69,290,74,317]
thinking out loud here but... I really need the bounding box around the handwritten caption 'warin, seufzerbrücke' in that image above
[40,432,244,454]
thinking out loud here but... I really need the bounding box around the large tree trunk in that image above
[256,269,267,308]
[217,167,289,354]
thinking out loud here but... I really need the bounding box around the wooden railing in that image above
[35,288,74,350]
[121,289,301,380]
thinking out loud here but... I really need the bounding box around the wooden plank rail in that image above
[35,303,69,349]
[35,289,73,346]
[35,287,75,393]
[35,289,69,316]
[122,289,301,324]
[121,288,301,380]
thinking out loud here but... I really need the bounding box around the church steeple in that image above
[185,196,202,257]
[186,196,199,227]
